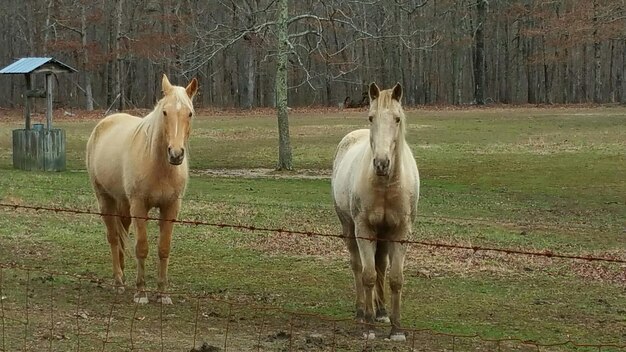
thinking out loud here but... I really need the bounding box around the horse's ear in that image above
[162,74,173,95]
[391,83,402,102]
[186,78,198,99]
[369,82,380,101]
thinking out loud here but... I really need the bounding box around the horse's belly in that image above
[89,147,128,196]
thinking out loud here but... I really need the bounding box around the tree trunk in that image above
[43,0,54,55]
[622,0,626,103]
[452,43,461,105]
[526,36,536,104]
[503,17,511,104]
[245,45,256,109]
[562,46,569,104]
[581,44,588,102]
[516,23,523,103]
[362,2,370,87]
[541,34,552,104]
[115,0,124,111]
[620,39,626,104]
[81,2,94,111]
[473,0,486,105]
[592,0,602,103]
[609,40,615,102]
[275,0,292,170]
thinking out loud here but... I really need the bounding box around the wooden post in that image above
[24,74,32,130]
[45,73,53,130]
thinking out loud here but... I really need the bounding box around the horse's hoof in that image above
[375,315,390,323]
[387,332,406,342]
[115,286,125,294]
[133,293,149,304]
[157,295,173,305]
[362,331,376,340]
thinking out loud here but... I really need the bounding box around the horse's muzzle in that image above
[168,147,185,165]
[373,157,390,176]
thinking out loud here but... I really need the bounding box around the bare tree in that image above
[1,0,624,111]
[80,1,94,111]
[593,0,602,103]
[276,0,292,170]
[473,0,487,105]
[114,0,124,110]
[622,0,626,103]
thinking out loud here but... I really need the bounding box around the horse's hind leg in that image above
[156,199,180,305]
[130,199,149,304]
[374,241,390,323]
[338,213,364,320]
[118,201,131,285]
[346,235,364,320]
[96,192,125,293]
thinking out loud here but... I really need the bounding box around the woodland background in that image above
[0,0,624,110]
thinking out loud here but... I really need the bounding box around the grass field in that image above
[0,106,624,351]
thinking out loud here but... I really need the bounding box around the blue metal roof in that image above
[0,57,77,74]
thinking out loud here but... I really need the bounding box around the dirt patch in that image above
[234,229,626,284]
[193,168,331,179]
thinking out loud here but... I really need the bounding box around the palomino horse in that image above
[331,82,419,341]
[86,74,198,304]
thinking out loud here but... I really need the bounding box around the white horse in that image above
[331,82,419,341]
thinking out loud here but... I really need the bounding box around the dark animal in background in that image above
[343,92,369,108]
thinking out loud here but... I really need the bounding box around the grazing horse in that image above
[331,82,419,341]
[86,74,198,304]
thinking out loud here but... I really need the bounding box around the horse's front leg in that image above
[387,224,409,342]
[130,200,149,304]
[156,199,180,305]
[355,220,377,340]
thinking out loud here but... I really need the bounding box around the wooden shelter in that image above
[0,57,77,171]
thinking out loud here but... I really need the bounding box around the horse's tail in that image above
[114,211,131,255]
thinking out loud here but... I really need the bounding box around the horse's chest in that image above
[358,188,407,228]
[136,172,187,207]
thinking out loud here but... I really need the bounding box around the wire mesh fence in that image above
[0,197,624,351]
[1,263,624,352]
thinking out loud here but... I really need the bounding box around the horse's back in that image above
[333,129,369,169]
[87,113,140,153]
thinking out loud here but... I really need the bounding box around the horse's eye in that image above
[395,116,400,123]
[188,112,193,118]
[368,115,373,122]
[163,111,167,116]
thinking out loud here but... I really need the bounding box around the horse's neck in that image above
[138,110,168,165]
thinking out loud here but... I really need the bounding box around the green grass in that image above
[0,107,625,351]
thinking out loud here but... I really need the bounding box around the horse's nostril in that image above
[373,158,390,174]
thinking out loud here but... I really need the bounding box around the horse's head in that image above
[160,74,198,165]
[367,82,404,177]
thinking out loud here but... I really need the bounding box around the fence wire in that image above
[1,202,624,264]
